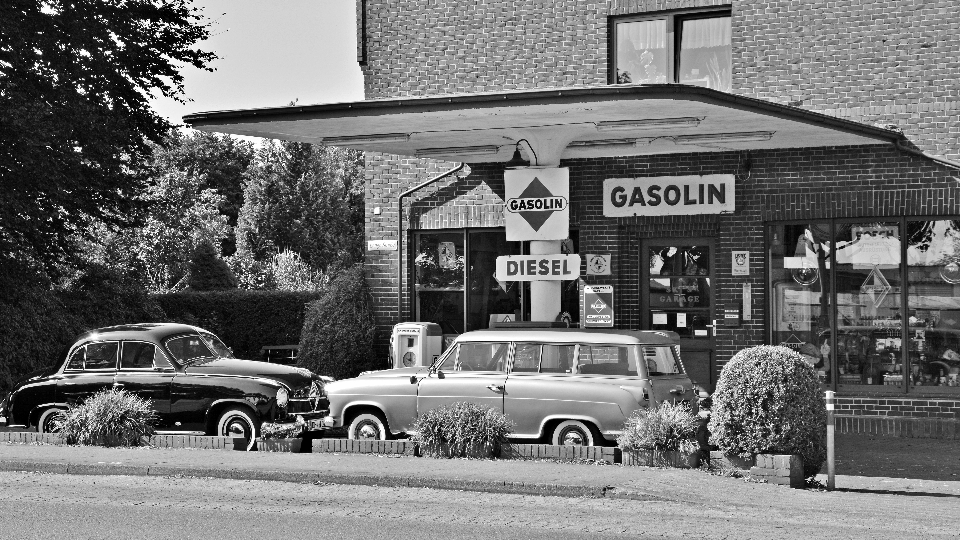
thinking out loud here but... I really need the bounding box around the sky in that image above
[150,0,365,127]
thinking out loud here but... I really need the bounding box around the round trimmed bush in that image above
[708,345,826,477]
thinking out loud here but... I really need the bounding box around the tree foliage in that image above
[0,0,216,272]
[235,141,364,273]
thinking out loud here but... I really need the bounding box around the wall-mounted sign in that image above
[742,282,752,321]
[367,240,398,251]
[732,251,750,276]
[602,174,735,217]
[495,254,581,281]
[583,285,614,328]
[585,254,611,275]
[504,168,569,241]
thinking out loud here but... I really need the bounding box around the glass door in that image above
[641,238,715,389]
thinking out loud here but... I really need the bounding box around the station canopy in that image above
[184,84,902,164]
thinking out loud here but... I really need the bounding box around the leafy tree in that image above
[148,131,255,254]
[86,166,230,292]
[0,0,216,275]
[186,239,237,291]
[235,141,364,273]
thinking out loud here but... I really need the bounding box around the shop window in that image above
[648,245,712,339]
[768,219,960,395]
[414,230,522,336]
[612,10,731,91]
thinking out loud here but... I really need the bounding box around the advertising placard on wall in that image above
[602,174,735,217]
[583,285,614,328]
[504,167,569,241]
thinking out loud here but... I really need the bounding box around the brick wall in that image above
[360,0,960,361]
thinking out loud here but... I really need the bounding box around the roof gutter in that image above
[893,139,960,171]
[397,163,466,325]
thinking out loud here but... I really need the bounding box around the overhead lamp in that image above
[596,117,703,132]
[504,146,530,168]
[321,133,411,145]
[567,138,639,148]
[416,145,500,158]
[674,131,775,145]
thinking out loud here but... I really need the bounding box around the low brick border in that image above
[0,432,243,450]
[312,439,621,463]
[836,415,960,440]
[709,451,804,488]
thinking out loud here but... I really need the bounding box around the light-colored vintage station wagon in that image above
[322,328,701,446]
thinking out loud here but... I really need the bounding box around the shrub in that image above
[708,345,827,478]
[55,389,157,447]
[187,240,238,291]
[297,264,377,379]
[617,401,699,454]
[260,417,306,440]
[155,289,321,360]
[412,402,514,458]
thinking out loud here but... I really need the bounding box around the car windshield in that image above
[165,335,213,365]
[199,331,234,359]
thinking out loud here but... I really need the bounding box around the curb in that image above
[0,459,663,501]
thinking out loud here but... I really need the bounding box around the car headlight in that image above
[276,387,289,408]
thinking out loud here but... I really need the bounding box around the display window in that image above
[768,219,960,394]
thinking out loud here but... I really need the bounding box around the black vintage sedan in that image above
[0,323,327,450]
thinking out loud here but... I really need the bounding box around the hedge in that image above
[154,290,322,360]
[0,264,162,393]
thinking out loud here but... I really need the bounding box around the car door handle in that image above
[486,384,504,393]
[113,383,124,389]
[668,386,686,395]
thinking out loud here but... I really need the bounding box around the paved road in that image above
[0,470,957,539]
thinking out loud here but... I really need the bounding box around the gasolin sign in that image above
[602,174,735,217]
[495,254,581,282]
[504,168,569,241]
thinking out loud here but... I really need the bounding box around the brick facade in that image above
[358,0,960,421]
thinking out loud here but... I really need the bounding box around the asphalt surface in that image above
[1,436,958,501]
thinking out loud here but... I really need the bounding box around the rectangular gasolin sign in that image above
[602,174,735,217]
[504,167,570,241]
[495,254,581,282]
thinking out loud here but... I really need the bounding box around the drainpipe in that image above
[894,139,960,171]
[396,163,466,324]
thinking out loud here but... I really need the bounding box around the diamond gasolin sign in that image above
[504,168,569,241]
[583,285,614,328]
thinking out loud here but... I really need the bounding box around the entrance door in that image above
[641,239,716,390]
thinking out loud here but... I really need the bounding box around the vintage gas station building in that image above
[187,1,960,435]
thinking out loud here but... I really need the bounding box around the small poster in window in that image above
[653,313,668,325]
[676,313,687,327]
[438,242,457,269]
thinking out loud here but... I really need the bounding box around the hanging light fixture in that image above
[504,141,530,168]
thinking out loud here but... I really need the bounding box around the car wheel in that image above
[551,420,596,447]
[36,408,64,434]
[347,412,389,441]
[216,407,261,451]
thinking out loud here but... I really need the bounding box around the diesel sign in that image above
[495,254,581,282]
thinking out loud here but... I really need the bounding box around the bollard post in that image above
[825,390,835,490]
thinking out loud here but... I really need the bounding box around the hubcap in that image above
[561,430,585,446]
[226,419,249,438]
[357,422,379,440]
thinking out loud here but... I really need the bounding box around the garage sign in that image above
[504,168,569,241]
[603,174,735,217]
[495,254,581,282]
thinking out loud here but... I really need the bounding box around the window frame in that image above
[609,7,732,86]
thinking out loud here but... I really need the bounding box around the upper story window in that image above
[612,10,732,92]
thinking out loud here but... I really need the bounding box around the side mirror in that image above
[437,370,445,379]
[409,375,417,384]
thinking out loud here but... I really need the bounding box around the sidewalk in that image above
[1,437,959,502]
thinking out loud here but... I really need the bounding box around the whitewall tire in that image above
[551,420,596,447]
[347,412,389,441]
